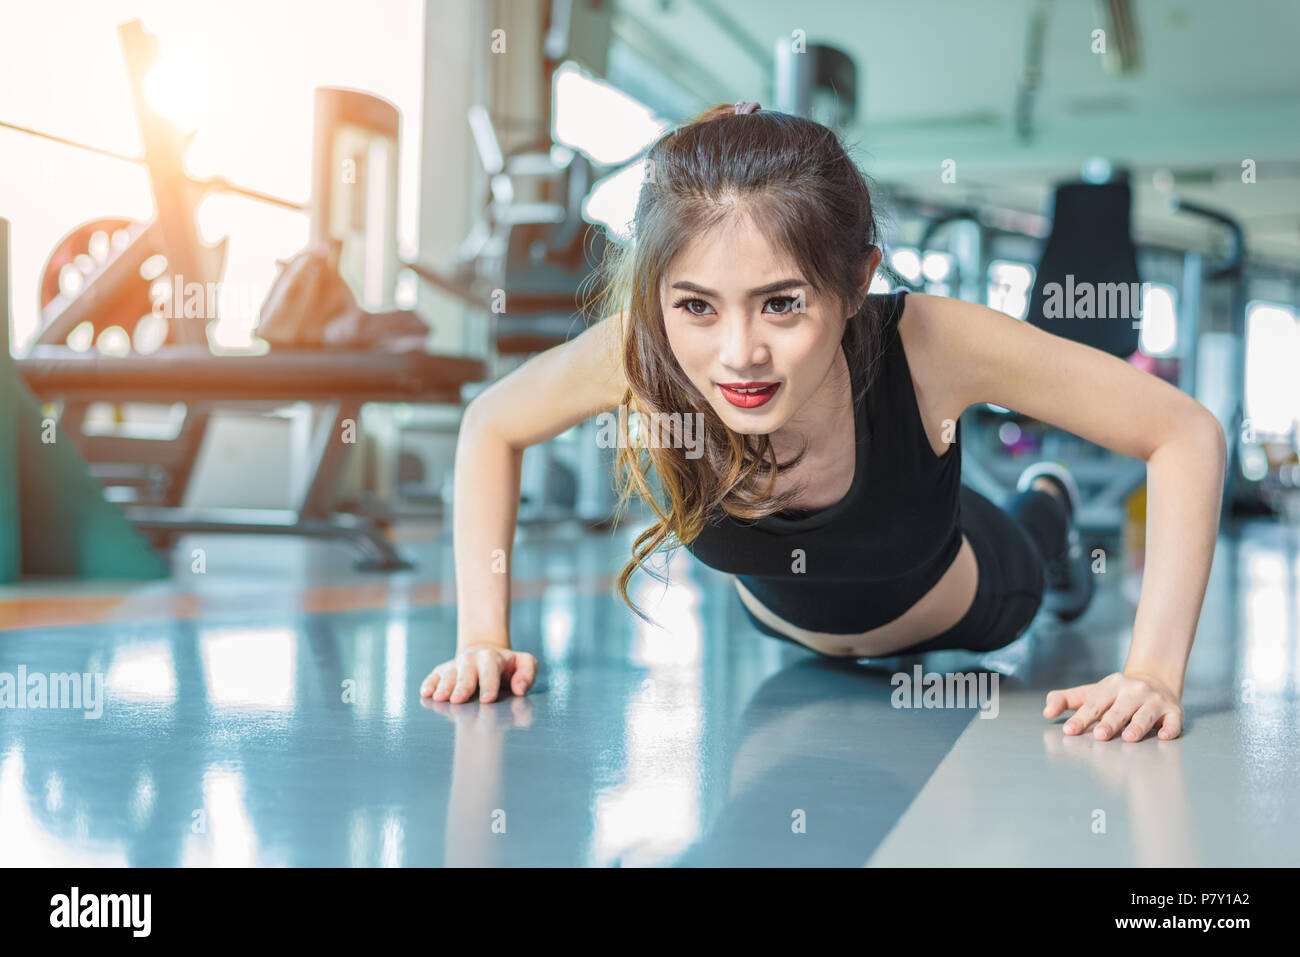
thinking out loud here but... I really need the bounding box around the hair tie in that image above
[733,100,760,115]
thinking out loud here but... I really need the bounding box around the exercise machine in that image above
[1165,197,1248,522]
[2,216,171,583]
[907,174,1148,548]
[10,19,485,570]
[406,100,616,525]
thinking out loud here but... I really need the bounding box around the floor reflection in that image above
[0,520,1293,866]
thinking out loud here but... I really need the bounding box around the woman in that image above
[420,102,1226,743]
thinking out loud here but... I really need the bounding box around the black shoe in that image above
[1040,526,1095,622]
[1016,462,1094,623]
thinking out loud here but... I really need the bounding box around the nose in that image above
[718,315,768,374]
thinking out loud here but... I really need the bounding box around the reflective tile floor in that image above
[0,512,1297,866]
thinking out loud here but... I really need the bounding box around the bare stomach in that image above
[733,534,979,657]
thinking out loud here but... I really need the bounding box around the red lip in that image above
[718,382,780,408]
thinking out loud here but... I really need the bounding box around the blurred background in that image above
[3,0,1298,554]
[2,0,1299,870]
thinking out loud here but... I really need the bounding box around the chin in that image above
[717,409,779,434]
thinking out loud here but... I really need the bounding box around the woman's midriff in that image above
[733,533,979,657]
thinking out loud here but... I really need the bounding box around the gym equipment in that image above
[255,239,429,349]
[11,19,486,570]
[1165,197,1247,521]
[311,87,401,311]
[17,344,480,569]
[1025,176,1142,358]
[0,220,13,582]
[1,217,169,584]
[772,41,857,133]
[409,103,609,354]
[911,175,1148,541]
[405,102,616,524]
[18,19,244,520]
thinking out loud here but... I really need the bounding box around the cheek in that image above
[663,323,704,377]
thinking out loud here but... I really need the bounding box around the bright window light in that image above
[552,61,669,167]
[584,159,648,242]
[890,248,921,283]
[1,2,425,352]
[921,251,952,281]
[1243,302,1300,439]
[1138,283,1177,355]
[1241,444,1270,481]
[986,260,1034,319]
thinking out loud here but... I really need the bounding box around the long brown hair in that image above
[588,102,889,626]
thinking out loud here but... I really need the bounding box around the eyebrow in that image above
[670,278,809,297]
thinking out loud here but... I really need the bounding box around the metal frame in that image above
[119,398,412,570]
[18,341,485,569]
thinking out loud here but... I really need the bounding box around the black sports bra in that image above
[682,289,963,634]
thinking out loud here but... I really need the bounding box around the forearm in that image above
[452,405,525,650]
[1124,421,1227,698]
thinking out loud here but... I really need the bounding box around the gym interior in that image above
[2,0,1298,869]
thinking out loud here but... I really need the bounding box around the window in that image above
[1137,283,1178,356]
[1244,301,1300,440]
[986,260,1035,319]
[1,0,425,352]
[552,61,668,168]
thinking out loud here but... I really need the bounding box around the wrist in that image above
[1123,661,1184,699]
[457,635,511,653]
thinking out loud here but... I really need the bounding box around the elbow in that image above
[459,397,485,437]
[461,394,520,453]
[459,397,498,447]
[1193,410,1228,466]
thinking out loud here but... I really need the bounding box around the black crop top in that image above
[682,289,964,634]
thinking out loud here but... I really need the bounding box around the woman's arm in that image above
[450,402,525,650]
[1124,424,1225,700]
[907,293,1226,739]
[453,313,627,646]
[422,313,628,702]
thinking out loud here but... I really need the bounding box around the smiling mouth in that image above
[718,382,780,407]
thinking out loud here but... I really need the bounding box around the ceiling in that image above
[609,0,1300,270]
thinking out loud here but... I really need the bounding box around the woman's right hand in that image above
[420,643,538,703]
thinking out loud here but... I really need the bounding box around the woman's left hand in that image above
[1043,671,1184,741]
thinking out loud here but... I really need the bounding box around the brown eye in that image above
[765,295,798,315]
[673,297,712,316]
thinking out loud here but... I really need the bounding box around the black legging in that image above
[741,483,1070,655]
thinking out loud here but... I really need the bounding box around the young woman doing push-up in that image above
[420,101,1225,743]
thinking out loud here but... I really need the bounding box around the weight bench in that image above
[16,345,484,570]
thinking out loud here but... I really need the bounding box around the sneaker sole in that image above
[1016,461,1082,525]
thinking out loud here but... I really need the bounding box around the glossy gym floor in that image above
[2,507,1296,867]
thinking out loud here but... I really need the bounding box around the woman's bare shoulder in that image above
[895,293,973,442]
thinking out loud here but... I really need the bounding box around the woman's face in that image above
[660,213,877,449]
